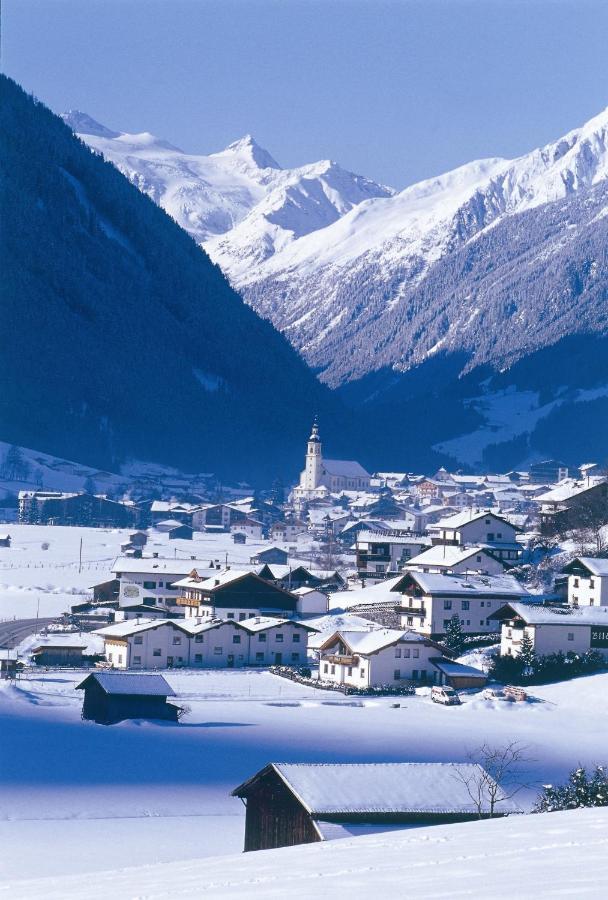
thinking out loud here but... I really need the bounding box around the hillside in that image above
[0,76,349,483]
[5,807,608,898]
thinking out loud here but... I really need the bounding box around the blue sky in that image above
[3,0,608,188]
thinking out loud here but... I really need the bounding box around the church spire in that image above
[309,416,320,443]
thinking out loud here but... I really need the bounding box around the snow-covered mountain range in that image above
[63,107,608,470]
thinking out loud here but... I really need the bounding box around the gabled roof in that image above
[76,672,175,696]
[537,477,607,503]
[391,571,527,598]
[94,618,185,639]
[322,460,371,479]
[562,557,608,577]
[319,628,428,655]
[428,509,520,532]
[232,763,519,815]
[489,602,608,626]
[405,545,503,569]
[356,530,427,546]
[111,557,210,576]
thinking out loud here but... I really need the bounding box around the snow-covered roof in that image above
[322,459,370,478]
[31,634,88,650]
[94,618,181,638]
[321,628,426,655]
[393,571,527,598]
[112,557,209,575]
[333,574,405,610]
[428,509,517,531]
[431,660,487,679]
[405,545,497,568]
[173,568,254,590]
[537,477,606,503]
[234,763,517,815]
[491,602,608,626]
[77,672,175,696]
[565,557,608,577]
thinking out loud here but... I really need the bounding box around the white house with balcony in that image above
[316,628,449,688]
[427,510,522,563]
[112,557,213,613]
[389,571,529,638]
[355,531,429,582]
[562,557,608,607]
[490,602,608,659]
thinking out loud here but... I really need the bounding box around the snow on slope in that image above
[6,807,608,898]
[62,111,393,267]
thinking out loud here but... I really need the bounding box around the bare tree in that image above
[452,741,532,818]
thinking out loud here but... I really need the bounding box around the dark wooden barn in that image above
[76,672,180,725]
[232,762,520,852]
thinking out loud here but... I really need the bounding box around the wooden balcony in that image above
[325,654,359,666]
[176,596,199,607]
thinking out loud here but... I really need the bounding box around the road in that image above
[0,617,57,649]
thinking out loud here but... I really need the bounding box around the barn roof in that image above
[233,763,519,815]
[76,672,176,696]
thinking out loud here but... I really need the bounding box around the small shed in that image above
[431,659,488,689]
[76,671,180,725]
[0,533,11,548]
[92,578,120,604]
[129,531,148,547]
[0,649,18,680]
[232,762,519,852]
[32,635,87,667]
[233,532,247,544]
[250,547,289,565]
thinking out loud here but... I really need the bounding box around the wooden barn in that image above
[232,762,519,852]
[76,672,180,725]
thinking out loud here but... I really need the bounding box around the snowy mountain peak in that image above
[214,134,281,171]
[61,110,120,139]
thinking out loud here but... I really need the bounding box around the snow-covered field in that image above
[0,524,317,619]
[5,806,607,899]
[1,666,608,885]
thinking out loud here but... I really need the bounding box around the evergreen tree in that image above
[518,631,536,675]
[444,614,465,655]
[535,766,608,812]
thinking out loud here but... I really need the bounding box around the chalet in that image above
[563,557,608,608]
[191,503,247,531]
[175,569,299,621]
[112,557,213,612]
[31,635,88,666]
[270,521,308,543]
[232,762,519,852]
[77,672,180,724]
[153,520,194,540]
[317,628,453,688]
[490,602,608,659]
[427,510,522,563]
[355,531,429,582]
[256,563,317,591]
[230,519,265,541]
[404,545,506,576]
[249,547,289,566]
[0,533,11,548]
[390,571,529,638]
[537,478,608,535]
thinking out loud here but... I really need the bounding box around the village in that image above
[1,422,608,870]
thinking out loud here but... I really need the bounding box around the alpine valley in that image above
[64,105,608,472]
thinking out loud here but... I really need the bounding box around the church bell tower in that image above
[304,417,323,490]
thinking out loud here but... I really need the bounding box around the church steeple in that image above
[303,417,322,489]
[309,416,320,443]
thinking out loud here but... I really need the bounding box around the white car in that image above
[431,685,461,706]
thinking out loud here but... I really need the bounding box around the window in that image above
[480,620,484,626]
[462,600,470,611]
[573,578,579,587]
[443,619,451,629]
[412,669,419,680]
[213,647,222,655]
[497,532,502,539]
[485,519,491,525]
[420,669,427,680]
[590,578,595,588]
[413,648,419,658]
[293,633,301,643]
[143,597,155,605]
[394,669,401,680]
[108,652,113,662]
[395,648,402,658]
[360,668,365,678]
[118,655,123,665]
[275,634,284,642]
[232,635,241,644]
[291,652,300,662]
[227,613,235,619]
[347,667,352,676]
[134,635,143,644]
[375,564,385,573]
[572,596,579,606]
[143,581,156,589]
[403,648,410,658]
[172,636,181,645]
[195,654,202,663]
[133,655,141,664]
[195,634,203,643]
[256,652,264,662]
[476,556,482,563]
[153,648,161,657]
[330,665,336,674]
[466,620,470,626]
[444,600,452,610]
[406,616,413,626]
[323,663,329,673]
[568,632,574,641]
[590,599,595,606]
[487,532,495,541]
[259,634,267,642]
[239,613,246,621]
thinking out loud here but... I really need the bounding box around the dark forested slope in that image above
[0,76,349,482]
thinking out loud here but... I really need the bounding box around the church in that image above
[292,420,371,501]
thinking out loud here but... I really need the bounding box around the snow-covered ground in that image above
[5,806,607,899]
[0,524,319,619]
[1,666,608,884]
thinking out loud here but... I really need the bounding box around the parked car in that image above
[431,685,461,706]
[482,687,507,701]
